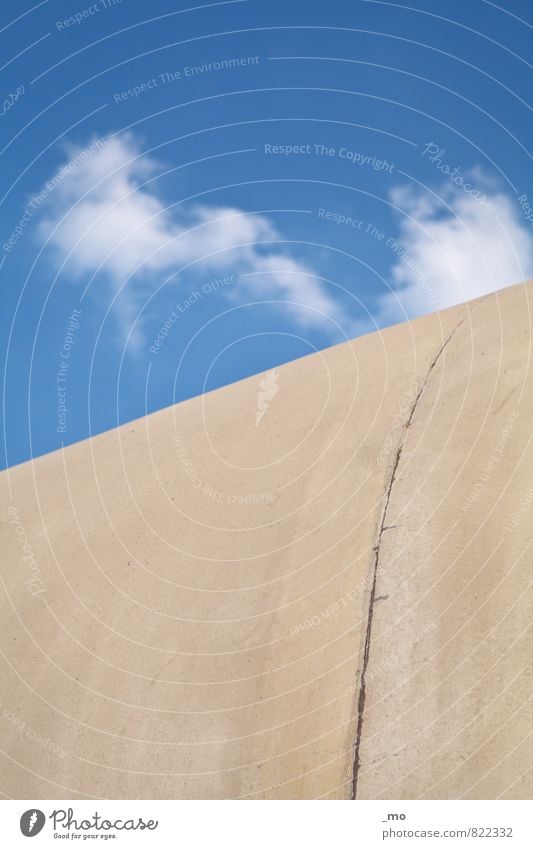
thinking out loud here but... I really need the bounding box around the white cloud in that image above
[39,133,344,340]
[42,141,530,345]
[374,177,533,325]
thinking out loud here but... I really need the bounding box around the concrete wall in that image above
[1,280,531,799]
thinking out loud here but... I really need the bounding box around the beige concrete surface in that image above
[1,280,532,799]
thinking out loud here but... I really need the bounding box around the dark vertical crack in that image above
[351,318,465,799]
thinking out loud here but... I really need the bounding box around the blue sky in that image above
[1,0,532,469]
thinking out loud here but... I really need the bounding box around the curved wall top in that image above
[1,280,532,799]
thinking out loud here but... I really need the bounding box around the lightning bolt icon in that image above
[28,811,37,833]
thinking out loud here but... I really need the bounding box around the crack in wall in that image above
[351,317,465,799]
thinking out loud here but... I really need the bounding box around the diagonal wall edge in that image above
[1,281,532,799]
